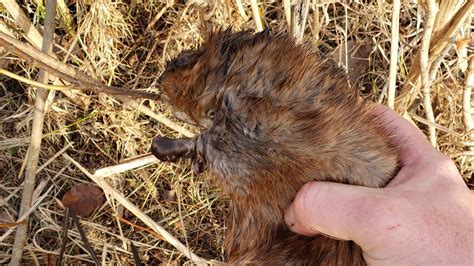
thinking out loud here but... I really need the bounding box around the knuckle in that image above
[357,195,397,230]
[431,154,463,186]
[437,155,458,173]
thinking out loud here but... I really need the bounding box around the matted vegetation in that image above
[0,0,472,264]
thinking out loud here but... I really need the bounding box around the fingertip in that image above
[284,203,296,228]
[285,182,321,236]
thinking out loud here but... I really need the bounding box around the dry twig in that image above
[93,154,159,178]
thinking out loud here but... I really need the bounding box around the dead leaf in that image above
[62,183,105,218]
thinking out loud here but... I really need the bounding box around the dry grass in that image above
[0,0,473,264]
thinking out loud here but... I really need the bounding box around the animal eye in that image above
[206,109,215,119]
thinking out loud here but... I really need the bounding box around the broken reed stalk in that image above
[387,0,400,109]
[93,154,159,178]
[419,0,438,147]
[291,0,311,43]
[0,0,44,48]
[464,57,474,141]
[9,1,57,265]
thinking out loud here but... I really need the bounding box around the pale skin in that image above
[285,105,474,265]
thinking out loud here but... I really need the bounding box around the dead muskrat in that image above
[151,29,399,264]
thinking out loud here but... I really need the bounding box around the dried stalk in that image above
[235,0,249,20]
[387,0,400,109]
[0,0,44,47]
[464,57,474,140]
[429,41,453,82]
[0,68,71,91]
[250,0,263,31]
[311,2,320,42]
[291,0,311,43]
[93,154,159,178]
[283,0,291,29]
[419,0,438,147]
[10,1,57,265]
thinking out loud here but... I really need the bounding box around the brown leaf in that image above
[62,183,105,218]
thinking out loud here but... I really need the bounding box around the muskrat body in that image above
[151,29,399,264]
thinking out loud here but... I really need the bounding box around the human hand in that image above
[284,105,474,265]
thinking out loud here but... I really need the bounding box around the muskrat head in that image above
[151,90,298,196]
[152,29,316,194]
[158,29,272,128]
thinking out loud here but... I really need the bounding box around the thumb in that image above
[285,181,385,243]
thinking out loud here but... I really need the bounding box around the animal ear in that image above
[199,23,232,42]
[165,49,199,73]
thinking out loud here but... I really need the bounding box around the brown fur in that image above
[152,29,399,264]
